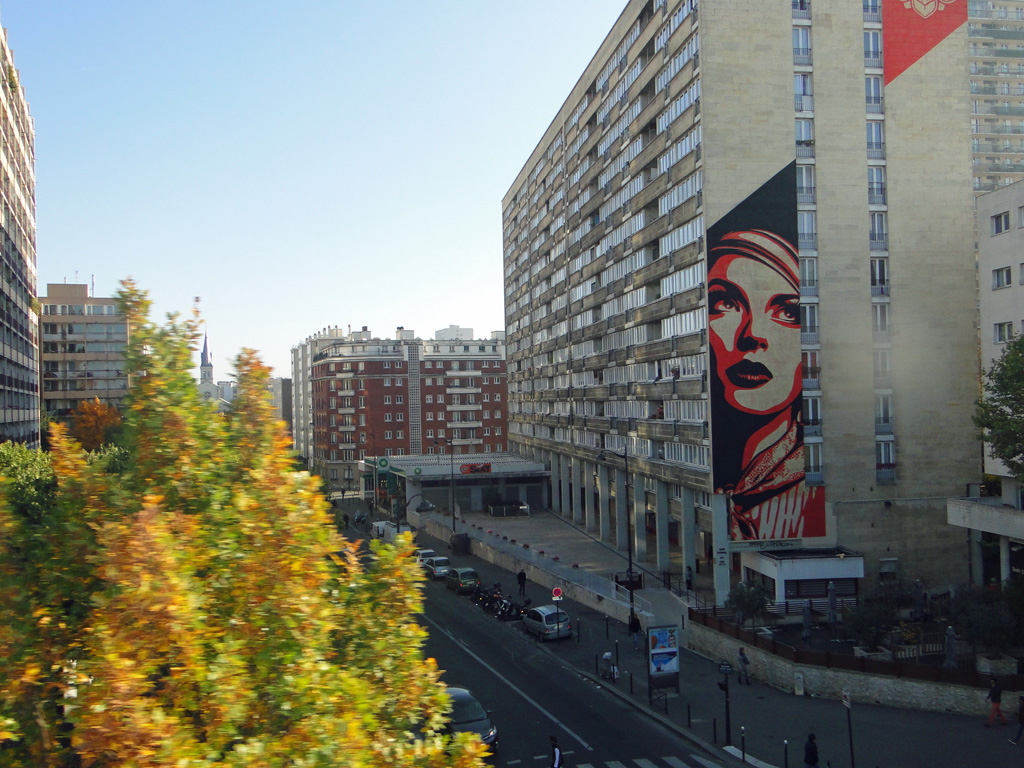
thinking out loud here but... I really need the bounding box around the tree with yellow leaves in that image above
[0,280,486,768]
[68,397,123,453]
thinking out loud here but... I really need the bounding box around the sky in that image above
[0,0,628,378]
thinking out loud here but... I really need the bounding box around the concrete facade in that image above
[502,0,980,605]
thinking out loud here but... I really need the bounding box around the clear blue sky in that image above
[1,0,627,377]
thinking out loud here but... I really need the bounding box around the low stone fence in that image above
[686,609,1013,716]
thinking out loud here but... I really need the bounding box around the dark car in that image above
[445,567,481,594]
[447,687,498,752]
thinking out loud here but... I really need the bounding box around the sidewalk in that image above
[401,505,1013,768]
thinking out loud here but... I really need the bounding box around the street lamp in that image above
[598,445,635,624]
[400,493,436,523]
[434,438,456,536]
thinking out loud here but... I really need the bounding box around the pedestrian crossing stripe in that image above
[573,759,696,768]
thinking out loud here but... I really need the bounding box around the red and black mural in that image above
[708,163,825,542]
[883,0,966,85]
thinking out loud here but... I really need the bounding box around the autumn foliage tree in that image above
[69,397,123,452]
[0,280,486,767]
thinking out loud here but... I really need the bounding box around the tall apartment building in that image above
[502,0,980,603]
[970,0,1024,192]
[39,284,129,419]
[291,327,508,497]
[0,24,37,446]
[949,182,1024,585]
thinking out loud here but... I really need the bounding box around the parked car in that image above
[446,686,498,752]
[523,604,572,642]
[445,567,480,594]
[422,556,451,580]
[414,548,437,566]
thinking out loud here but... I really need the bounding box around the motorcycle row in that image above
[469,582,532,622]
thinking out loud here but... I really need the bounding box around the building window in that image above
[438,429,446,438]
[483,393,491,402]
[994,266,1012,289]
[396,395,404,404]
[426,429,434,438]
[397,430,404,439]
[384,378,392,387]
[426,412,433,421]
[396,413,404,422]
[426,394,433,403]
[993,211,1011,235]
[385,413,393,422]
[385,431,393,440]
[383,361,391,369]
[437,395,445,403]
[384,396,392,405]
[995,321,1014,343]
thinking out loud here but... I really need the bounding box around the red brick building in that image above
[306,327,507,498]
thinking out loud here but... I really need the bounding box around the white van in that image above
[373,521,413,542]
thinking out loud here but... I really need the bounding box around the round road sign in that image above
[552,587,563,601]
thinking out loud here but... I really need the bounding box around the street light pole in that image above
[434,438,456,536]
[598,444,634,624]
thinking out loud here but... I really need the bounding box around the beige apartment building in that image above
[39,284,129,419]
[502,0,980,604]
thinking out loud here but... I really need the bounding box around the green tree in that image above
[725,581,773,629]
[975,333,1024,478]
[950,583,1017,656]
[0,280,486,767]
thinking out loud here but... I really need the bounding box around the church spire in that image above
[200,334,213,384]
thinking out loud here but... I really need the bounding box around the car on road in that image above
[523,604,572,642]
[414,548,437,566]
[445,567,480,594]
[446,686,498,752]
[422,556,451,580]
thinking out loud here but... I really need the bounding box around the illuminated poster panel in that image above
[708,163,825,543]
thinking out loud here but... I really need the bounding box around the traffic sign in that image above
[552,587,563,601]
[719,662,733,674]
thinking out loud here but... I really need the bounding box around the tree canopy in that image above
[0,280,485,767]
[975,333,1024,479]
[69,397,123,452]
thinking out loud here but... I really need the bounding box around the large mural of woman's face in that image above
[708,164,825,542]
[708,230,802,417]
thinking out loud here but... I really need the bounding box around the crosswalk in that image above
[572,755,721,768]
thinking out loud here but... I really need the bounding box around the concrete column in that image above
[712,493,731,606]
[549,451,561,514]
[614,467,628,552]
[584,460,596,533]
[632,471,647,565]
[570,457,583,525]
[597,462,611,543]
[680,485,697,581]
[970,527,984,586]
[560,453,571,520]
[1001,535,1012,584]
[655,480,671,573]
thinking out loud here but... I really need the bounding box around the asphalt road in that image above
[419,555,726,768]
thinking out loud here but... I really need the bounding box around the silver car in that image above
[523,604,572,642]
[422,556,451,580]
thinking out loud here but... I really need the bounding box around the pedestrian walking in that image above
[737,647,752,685]
[342,513,349,529]
[629,613,642,650]
[803,733,819,767]
[1009,695,1024,745]
[685,565,693,592]
[517,568,527,596]
[549,735,563,768]
[987,677,1009,727]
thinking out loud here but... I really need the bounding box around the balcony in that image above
[447,386,482,395]
[864,3,881,22]
[798,232,818,250]
[800,280,818,297]
[794,47,812,65]
[795,94,814,112]
[865,51,883,68]
[948,496,1024,539]
[793,0,811,20]
[804,420,822,437]
[802,369,821,390]
[796,139,815,158]
[797,185,816,204]
[871,283,889,296]
[869,232,888,250]
[872,330,891,343]
[801,329,820,344]
[875,419,893,435]
[868,183,887,205]
[866,96,884,114]
[876,464,896,484]
[867,141,886,159]
[806,470,825,486]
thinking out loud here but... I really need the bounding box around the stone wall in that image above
[686,621,998,716]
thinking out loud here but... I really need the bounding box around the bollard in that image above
[629,671,633,694]
[577,619,581,644]
[594,654,599,675]
[741,726,745,762]
[713,718,717,744]
[784,739,788,768]
[615,639,620,669]
[687,703,692,729]
[605,615,609,640]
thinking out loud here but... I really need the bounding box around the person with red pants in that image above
[986,678,1009,727]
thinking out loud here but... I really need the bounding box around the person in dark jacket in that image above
[549,735,563,768]
[803,733,819,767]
[1009,695,1024,744]
[629,613,642,650]
[987,677,1009,726]
[517,568,527,596]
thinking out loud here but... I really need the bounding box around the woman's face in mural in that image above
[708,253,801,415]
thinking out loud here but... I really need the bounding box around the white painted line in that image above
[690,755,731,768]
[605,762,629,768]
[634,759,661,768]
[723,745,777,768]
[422,614,592,751]
[662,757,693,768]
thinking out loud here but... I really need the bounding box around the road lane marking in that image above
[663,757,694,767]
[422,614,592,751]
